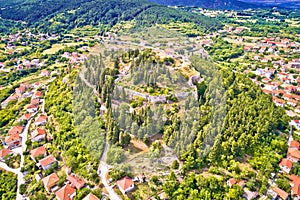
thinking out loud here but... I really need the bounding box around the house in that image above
[296,106,300,114]
[39,155,57,170]
[30,145,47,161]
[33,82,41,89]
[41,70,50,77]
[32,91,42,99]
[287,99,298,107]
[117,176,135,194]
[0,148,13,161]
[290,175,300,199]
[273,97,285,107]
[27,104,39,113]
[279,158,293,173]
[4,133,21,149]
[290,140,300,149]
[288,148,300,163]
[8,126,24,135]
[227,178,237,188]
[67,174,86,189]
[15,86,26,97]
[243,188,258,200]
[82,193,99,200]
[42,173,59,192]
[18,113,32,122]
[34,115,48,126]
[291,120,300,130]
[55,184,76,200]
[292,183,300,200]
[31,98,40,106]
[31,128,46,142]
[271,186,289,200]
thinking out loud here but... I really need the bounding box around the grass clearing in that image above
[43,42,83,55]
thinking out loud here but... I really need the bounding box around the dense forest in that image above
[0,0,222,34]
[0,170,18,199]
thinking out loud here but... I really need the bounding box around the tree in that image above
[171,160,179,170]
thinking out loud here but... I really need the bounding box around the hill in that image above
[148,0,264,10]
[148,0,300,9]
[0,0,222,33]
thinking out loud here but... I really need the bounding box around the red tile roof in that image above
[34,91,42,98]
[27,104,38,109]
[228,178,237,186]
[39,155,56,168]
[273,186,289,200]
[117,176,134,191]
[30,145,47,159]
[42,173,59,189]
[67,174,86,189]
[82,193,99,200]
[292,184,300,197]
[9,126,24,135]
[55,184,76,200]
[290,140,300,149]
[35,115,47,123]
[288,148,300,159]
[31,128,46,139]
[19,113,32,121]
[30,99,40,106]
[0,148,12,158]
[279,158,293,170]
[5,133,20,143]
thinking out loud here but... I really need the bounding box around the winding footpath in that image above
[79,72,121,200]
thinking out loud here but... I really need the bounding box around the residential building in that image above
[34,115,48,126]
[288,148,300,163]
[0,148,13,161]
[39,155,57,170]
[30,145,47,161]
[31,128,46,142]
[279,158,293,173]
[55,184,76,200]
[42,173,59,192]
[67,174,86,190]
[8,126,24,135]
[82,193,99,200]
[117,176,135,194]
[4,133,21,149]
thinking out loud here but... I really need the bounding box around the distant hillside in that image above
[0,0,222,33]
[148,0,300,9]
[148,0,263,10]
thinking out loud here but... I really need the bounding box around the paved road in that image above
[99,161,121,200]
[16,117,33,200]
